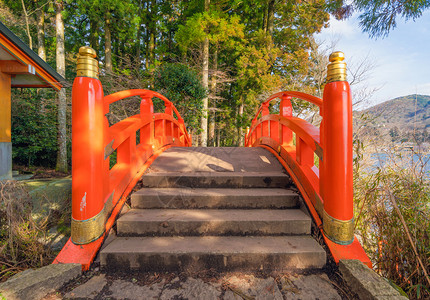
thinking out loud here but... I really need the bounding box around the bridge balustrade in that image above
[245,52,371,267]
[54,47,191,270]
[55,47,370,270]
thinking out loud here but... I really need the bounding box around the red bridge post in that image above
[280,95,293,145]
[321,51,354,245]
[54,46,195,269]
[71,47,108,245]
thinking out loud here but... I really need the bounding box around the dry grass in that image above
[354,146,430,299]
[0,181,55,282]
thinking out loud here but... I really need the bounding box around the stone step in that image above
[140,172,292,188]
[100,236,326,272]
[147,147,286,174]
[131,188,299,209]
[117,209,311,236]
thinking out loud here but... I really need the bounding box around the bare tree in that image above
[56,0,67,173]
[36,2,45,61]
[105,15,113,73]
[20,0,32,49]
[200,0,210,147]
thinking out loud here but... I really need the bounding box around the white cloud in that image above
[324,17,359,37]
[314,11,430,107]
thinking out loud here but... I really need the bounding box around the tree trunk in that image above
[168,29,172,54]
[105,17,113,73]
[208,48,217,146]
[136,0,143,62]
[114,34,120,58]
[209,111,215,146]
[145,26,150,69]
[146,0,157,69]
[21,0,32,49]
[89,19,99,52]
[263,0,268,32]
[200,0,210,147]
[136,29,141,60]
[148,31,155,67]
[136,21,144,65]
[238,101,244,146]
[267,0,275,37]
[200,37,209,147]
[36,6,45,60]
[55,0,67,173]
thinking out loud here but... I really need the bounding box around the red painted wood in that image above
[246,89,370,267]
[322,81,353,221]
[55,80,191,270]
[53,146,174,270]
[71,77,106,222]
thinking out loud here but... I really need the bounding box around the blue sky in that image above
[316,10,430,108]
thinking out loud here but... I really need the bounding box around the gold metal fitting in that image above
[323,209,354,245]
[77,46,99,79]
[327,51,347,83]
[71,210,105,244]
[71,193,114,244]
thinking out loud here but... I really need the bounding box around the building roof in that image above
[0,21,65,90]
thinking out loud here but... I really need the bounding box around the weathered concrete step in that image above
[131,188,299,209]
[148,147,286,173]
[117,209,311,236]
[140,172,292,188]
[100,236,326,272]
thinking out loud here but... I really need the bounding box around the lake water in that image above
[369,152,430,177]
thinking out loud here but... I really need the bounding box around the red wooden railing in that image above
[245,91,323,219]
[55,47,370,270]
[53,47,191,270]
[245,53,371,267]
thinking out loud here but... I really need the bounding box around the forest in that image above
[0,0,345,171]
[0,0,429,299]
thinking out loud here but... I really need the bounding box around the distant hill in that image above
[358,94,430,131]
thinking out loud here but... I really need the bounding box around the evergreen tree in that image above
[3,0,341,161]
[389,126,400,142]
[343,0,430,38]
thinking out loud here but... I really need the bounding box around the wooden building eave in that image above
[0,22,65,91]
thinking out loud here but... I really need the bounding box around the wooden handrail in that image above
[53,48,191,270]
[245,51,371,267]
[264,91,323,107]
[245,91,323,230]
[252,91,323,125]
[103,89,184,122]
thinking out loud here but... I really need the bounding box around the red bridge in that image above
[54,47,370,272]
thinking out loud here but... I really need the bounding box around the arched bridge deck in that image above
[53,47,371,271]
[100,147,326,272]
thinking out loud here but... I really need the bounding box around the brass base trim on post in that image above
[71,210,105,245]
[71,192,114,244]
[323,209,354,245]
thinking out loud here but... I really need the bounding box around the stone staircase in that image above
[100,147,326,272]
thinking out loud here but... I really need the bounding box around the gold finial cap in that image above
[77,46,99,79]
[329,51,345,62]
[327,51,347,83]
[79,46,96,58]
